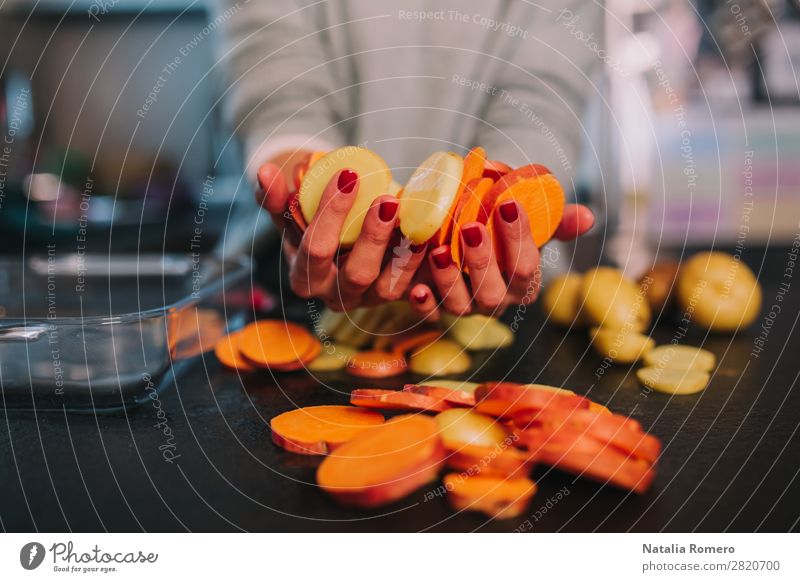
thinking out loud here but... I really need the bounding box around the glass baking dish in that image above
[0,253,251,412]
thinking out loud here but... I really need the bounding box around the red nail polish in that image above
[338,169,358,193]
[410,242,427,254]
[431,247,453,269]
[413,290,427,304]
[379,200,399,222]
[462,225,482,248]
[498,201,519,223]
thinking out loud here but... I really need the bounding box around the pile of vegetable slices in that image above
[270,381,661,519]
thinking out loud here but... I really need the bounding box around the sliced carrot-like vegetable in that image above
[446,443,533,479]
[350,389,451,413]
[444,473,537,519]
[391,330,443,355]
[214,330,255,372]
[482,159,512,182]
[519,428,655,494]
[475,382,590,418]
[434,147,486,247]
[317,414,446,508]
[346,350,407,378]
[270,405,385,455]
[589,402,613,415]
[480,163,551,216]
[451,177,494,266]
[238,320,320,369]
[486,174,566,250]
[403,383,475,407]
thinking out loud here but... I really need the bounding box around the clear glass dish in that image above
[0,253,251,412]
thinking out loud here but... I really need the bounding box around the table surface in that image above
[2,249,799,533]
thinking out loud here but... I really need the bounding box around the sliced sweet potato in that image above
[444,473,537,519]
[480,163,551,216]
[403,383,475,407]
[214,330,255,372]
[350,389,451,413]
[238,320,321,369]
[475,382,590,419]
[434,147,486,247]
[451,177,494,266]
[390,330,443,355]
[482,159,512,182]
[446,444,533,479]
[270,405,385,455]
[317,415,446,508]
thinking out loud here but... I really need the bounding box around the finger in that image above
[553,204,595,241]
[460,222,507,315]
[290,169,359,298]
[256,163,290,216]
[369,239,427,302]
[428,245,473,316]
[493,200,541,300]
[336,196,399,307]
[408,284,440,322]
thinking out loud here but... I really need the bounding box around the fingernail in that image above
[431,247,453,269]
[498,201,519,223]
[338,169,358,193]
[413,289,427,304]
[410,242,427,254]
[379,200,399,222]
[462,225,482,248]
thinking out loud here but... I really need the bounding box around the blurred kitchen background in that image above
[1,0,798,271]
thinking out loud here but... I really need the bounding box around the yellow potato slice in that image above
[521,383,576,396]
[398,151,464,244]
[435,409,509,448]
[643,344,716,372]
[308,344,358,371]
[409,338,471,376]
[637,367,710,395]
[590,326,655,364]
[421,379,480,394]
[541,273,584,327]
[298,146,393,246]
[442,314,513,351]
[581,267,651,331]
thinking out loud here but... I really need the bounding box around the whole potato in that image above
[580,267,651,331]
[676,252,762,332]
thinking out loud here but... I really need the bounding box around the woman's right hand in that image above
[256,162,427,312]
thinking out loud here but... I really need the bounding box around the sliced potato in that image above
[409,338,471,376]
[308,344,358,371]
[581,267,651,331]
[443,314,513,351]
[421,379,480,394]
[643,344,716,372]
[541,272,584,327]
[388,180,403,196]
[637,367,710,395]
[521,383,576,396]
[398,151,464,244]
[299,146,393,246]
[435,408,509,448]
[590,326,655,364]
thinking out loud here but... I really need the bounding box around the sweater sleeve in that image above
[476,0,604,190]
[215,0,346,178]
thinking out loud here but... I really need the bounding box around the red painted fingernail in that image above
[498,201,519,223]
[379,200,399,222]
[338,169,358,193]
[432,247,453,269]
[413,289,427,304]
[410,242,427,254]
[462,225,482,248]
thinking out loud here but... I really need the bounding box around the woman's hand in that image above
[256,162,426,311]
[408,202,595,320]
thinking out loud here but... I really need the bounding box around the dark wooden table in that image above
[2,248,799,532]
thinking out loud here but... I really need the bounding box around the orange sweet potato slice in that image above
[474,382,590,419]
[346,351,408,378]
[350,389,451,413]
[450,177,494,266]
[317,414,446,508]
[445,444,533,479]
[482,159,512,182]
[214,330,255,372]
[403,384,475,407]
[238,320,320,369]
[270,405,385,455]
[434,147,487,247]
[444,473,537,519]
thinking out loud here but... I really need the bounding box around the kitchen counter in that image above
[2,247,799,532]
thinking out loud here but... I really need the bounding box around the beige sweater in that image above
[216,0,603,188]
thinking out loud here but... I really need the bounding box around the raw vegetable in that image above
[590,327,655,364]
[443,314,513,351]
[214,330,255,372]
[346,350,407,378]
[636,367,710,395]
[435,408,509,448]
[238,320,321,370]
[270,405,385,455]
[445,444,533,479]
[408,338,471,376]
[350,388,451,413]
[444,473,537,519]
[643,345,716,372]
